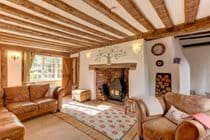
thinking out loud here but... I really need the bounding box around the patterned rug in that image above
[57,101,137,140]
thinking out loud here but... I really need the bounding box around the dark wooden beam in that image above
[0,43,70,57]
[0,3,111,42]
[75,16,210,52]
[43,0,129,37]
[117,0,155,31]
[84,0,141,34]
[0,21,94,47]
[0,14,104,44]
[185,0,200,23]
[150,0,173,28]
[0,32,83,52]
[8,0,117,41]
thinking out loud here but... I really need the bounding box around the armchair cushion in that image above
[143,117,176,140]
[4,86,30,104]
[29,84,50,100]
[165,105,188,124]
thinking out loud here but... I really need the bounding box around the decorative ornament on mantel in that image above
[95,46,127,65]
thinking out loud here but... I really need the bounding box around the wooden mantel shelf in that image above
[89,63,137,70]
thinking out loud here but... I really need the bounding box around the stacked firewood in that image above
[96,88,108,101]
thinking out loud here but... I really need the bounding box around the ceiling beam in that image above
[185,0,200,23]
[0,3,111,43]
[117,0,155,32]
[75,16,210,52]
[150,0,173,28]
[43,0,129,37]
[7,0,117,41]
[0,21,94,47]
[0,31,83,51]
[0,14,104,44]
[0,44,70,57]
[83,0,141,34]
[0,35,73,52]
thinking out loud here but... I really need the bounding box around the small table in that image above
[124,98,137,115]
[72,89,91,102]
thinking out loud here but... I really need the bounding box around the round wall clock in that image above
[156,60,164,67]
[151,43,165,56]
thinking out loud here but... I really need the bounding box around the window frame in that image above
[29,55,62,82]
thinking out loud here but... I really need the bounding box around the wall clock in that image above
[151,43,165,56]
[156,60,164,67]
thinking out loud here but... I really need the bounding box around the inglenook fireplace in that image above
[89,63,137,102]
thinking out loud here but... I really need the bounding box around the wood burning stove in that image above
[100,68,128,101]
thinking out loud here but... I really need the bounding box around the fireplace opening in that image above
[96,68,128,102]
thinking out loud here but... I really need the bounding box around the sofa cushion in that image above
[29,84,50,100]
[165,105,189,124]
[0,106,8,113]
[0,112,24,139]
[6,102,38,115]
[4,86,30,104]
[33,98,57,109]
[0,90,4,106]
[165,92,210,114]
[143,117,176,140]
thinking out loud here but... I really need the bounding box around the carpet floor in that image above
[23,97,139,140]
[24,114,92,140]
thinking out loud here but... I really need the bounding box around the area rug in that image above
[55,101,137,140]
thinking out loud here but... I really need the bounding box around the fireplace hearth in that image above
[96,68,129,102]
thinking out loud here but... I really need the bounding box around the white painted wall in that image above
[174,39,190,94]
[183,45,210,95]
[79,39,148,99]
[145,37,181,95]
[7,50,22,87]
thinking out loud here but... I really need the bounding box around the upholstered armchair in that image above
[132,92,210,140]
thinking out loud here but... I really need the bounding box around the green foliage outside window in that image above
[30,55,62,82]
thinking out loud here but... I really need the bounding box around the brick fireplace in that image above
[89,63,137,102]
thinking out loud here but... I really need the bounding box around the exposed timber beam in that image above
[43,0,129,37]
[83,0,141,34]
[75,17,210,52]
[0,14,104,44]
[7,0,118,41]
[0,21,94,47]
[0,43,70,57]
[150,0,173,28]
[184,0,200,23]
[0,3,112,42]
[0,31,84,52]
[117,0,155,32]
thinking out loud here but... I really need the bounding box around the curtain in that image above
[62,57,73,96]
[1,48,7,88]
[23,51,35,85]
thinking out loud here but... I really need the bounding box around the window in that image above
[30,55,62,82]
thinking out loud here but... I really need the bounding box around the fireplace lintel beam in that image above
[89,63,137,70]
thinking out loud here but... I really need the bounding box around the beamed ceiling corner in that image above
[0,0,208,55]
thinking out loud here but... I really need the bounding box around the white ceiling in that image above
[1,0,210,37]
[0,0,209,52]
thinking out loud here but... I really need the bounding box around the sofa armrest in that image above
[52,87,65,111]
[175,120,206,140]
